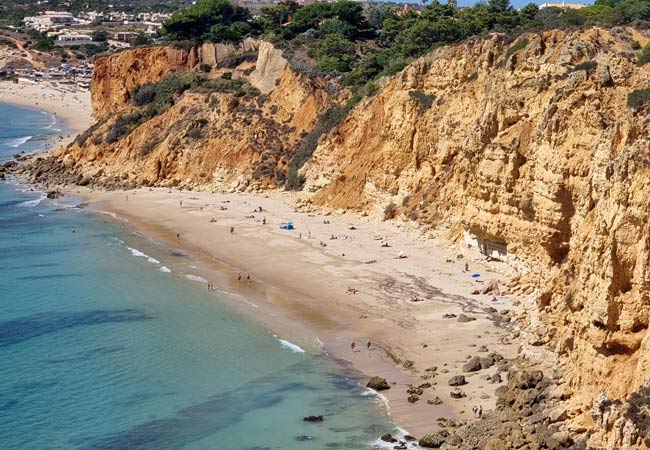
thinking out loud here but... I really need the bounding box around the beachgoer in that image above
[465,262,469,272]
[472,406,478,418]
[180,200,183,207]
[366,340,371,350]
[351,341,356,352]
[246,274,250,284]
[238,273,242,283]
[262,217,266,225]
[478,405,483,418]
[176,233,180,240]
[230,226,234,234]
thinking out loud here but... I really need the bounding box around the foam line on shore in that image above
[276,337,305,353]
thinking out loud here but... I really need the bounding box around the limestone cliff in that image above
[50,42,338,190]
[301,27,650,447]
[16,27,650,447]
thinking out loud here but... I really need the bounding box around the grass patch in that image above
[496,38,529,68]
[627,89,650,110]
[638,44,650,66]
[408,91,434,113]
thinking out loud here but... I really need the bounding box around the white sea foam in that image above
[186,274,208,283]
[100,211,128,222]
[19,195,46,207]
[159,266,171,273]
[126,246,160,264]
[362,387,390,413]
[278,338,305,353]
[367,427,420,449]
[7,136,32,148]
[38,214,45,218]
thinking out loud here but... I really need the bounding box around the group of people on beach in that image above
[350,340,372,352]
[472,405,483,418]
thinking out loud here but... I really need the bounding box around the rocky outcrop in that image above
[91,46,190,121]
[300,27,650,448]
[37,43,340,190]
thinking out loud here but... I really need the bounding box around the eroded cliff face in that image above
[301,27,650,447]
[18,28,650,447]
[52,42,337,190]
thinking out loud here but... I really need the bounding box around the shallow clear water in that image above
[0,103,398,450]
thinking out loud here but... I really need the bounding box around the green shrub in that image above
[638,45,650,66]
[383,202,397,220]
[496,38,529,68]
[631,40,641,50]
[408,90,435,113]
[199,63,212,73]
[105,112,143,144]
[627,89,650,110]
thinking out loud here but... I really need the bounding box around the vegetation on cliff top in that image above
[161,0,650,85]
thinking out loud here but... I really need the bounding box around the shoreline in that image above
[0,81,92,138]
[2,86,532,438]
[61,185,530,437]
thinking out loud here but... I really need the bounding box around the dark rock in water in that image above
[404,435,417,441]
[295,435,313,441]
[366,376,390,391]
[462,356,482,372]
[457,314,476,323]
[303,415,324,422]
[448,375,467,386]
[46,190,62,199]
[380,433,397,443]
[419,430,449,448]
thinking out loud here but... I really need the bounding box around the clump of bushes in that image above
[496,38,529,68]
[199,63,212,73]
[638,44,650,66]
[409,90,435,113]
[105,112,144,144]
[383,202,397,220]
[627,89,650,110]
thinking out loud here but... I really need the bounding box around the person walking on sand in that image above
[465,262,469,272]
[246,273,251,284]
[180,200,183,207]
[351,341,356,352]
[237,273,242,283]
[472,406,478,418]
[176,233,180,240]
[366,340,371,350]
[478,405,483,418]
[230,226,234,234]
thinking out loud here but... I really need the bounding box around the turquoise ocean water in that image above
[0,103,401,450]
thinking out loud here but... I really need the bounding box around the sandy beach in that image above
[5,81,534,437]
[67,186,534,436]
[0,81,91,139]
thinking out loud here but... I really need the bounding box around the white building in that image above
[56,33,94,46]
[24,11,75,31]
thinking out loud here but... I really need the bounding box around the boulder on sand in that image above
[366,376,390,391]
[462,356,482,372]
[448,375,467,386]
[457,313,476,323]
[419,431,449,448]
